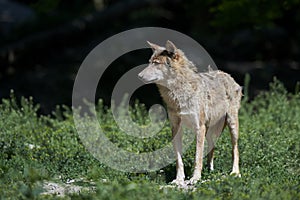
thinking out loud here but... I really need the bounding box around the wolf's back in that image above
[202,70,242,104]
[217,71,242,106]
[197,70,242,123]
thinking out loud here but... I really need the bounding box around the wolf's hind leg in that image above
[206,117,226,171]
[207,133,215,171]
[226,112,240,176]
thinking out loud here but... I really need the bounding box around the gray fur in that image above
[138,41,242,185]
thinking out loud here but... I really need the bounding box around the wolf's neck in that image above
[156,73,203,113]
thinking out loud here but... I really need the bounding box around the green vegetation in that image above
[1,79,300,199]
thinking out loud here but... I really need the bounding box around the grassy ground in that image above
[0,78,300,199]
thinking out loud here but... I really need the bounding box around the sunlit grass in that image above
[0,79,299,199]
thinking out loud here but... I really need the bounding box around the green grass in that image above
[0,78,300,199]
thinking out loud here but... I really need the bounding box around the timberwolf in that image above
[138,41,242,185]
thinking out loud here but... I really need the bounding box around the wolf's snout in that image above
[138,72,144,80]
[138,71,149,83]
[138,70,152,83]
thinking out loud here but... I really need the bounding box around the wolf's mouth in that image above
[138,75,158,84]
[142,78,158,84]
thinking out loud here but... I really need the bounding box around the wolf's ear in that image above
[165,40,177,53]
[147,41,161,51]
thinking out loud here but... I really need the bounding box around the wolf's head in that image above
[138,41,197,84]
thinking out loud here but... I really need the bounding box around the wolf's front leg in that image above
[172,124,185,185]
[170,116,185,185]
[188,124,206,184]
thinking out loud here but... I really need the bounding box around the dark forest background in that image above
[1,0,299,113]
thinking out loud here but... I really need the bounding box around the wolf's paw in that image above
[230,171,241,178]
[186,176,201,185]
[170,179,185,186]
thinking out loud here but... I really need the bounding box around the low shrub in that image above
[0,79,299,199]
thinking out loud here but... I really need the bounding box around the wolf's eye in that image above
[152,59,161,64]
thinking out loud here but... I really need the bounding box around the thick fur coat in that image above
[138,41,242,185]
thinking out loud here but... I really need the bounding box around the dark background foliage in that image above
[1,1,300,198]
[1,0,299,113]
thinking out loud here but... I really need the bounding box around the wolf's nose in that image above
[138,72,143,80]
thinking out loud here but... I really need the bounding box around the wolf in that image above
[138,41,242,185]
